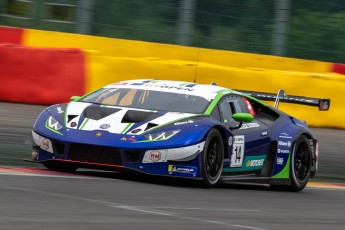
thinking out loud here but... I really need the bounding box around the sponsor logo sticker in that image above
[57,107,64,114]
[279,133,292,139]
[246,159,264,167]
[130,129,142,134]
[277,157,284,165]
[41,138,49,150]
[148,150,161,162]
[228,136,233,146]
[278,141,291,147]
[239,122,260,130]
[277,149,289,154]
[174,120,194,126]
[96,132,102,137]
[168,165,197,174]
[100,124,110,129]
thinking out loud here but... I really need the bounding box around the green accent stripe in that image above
[45,121,63,135]
[80,118,89,130]
[204,90,232,115]
[121,123,134,134]
[272,154,291,179]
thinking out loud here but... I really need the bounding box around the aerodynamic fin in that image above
[237,89,330,111]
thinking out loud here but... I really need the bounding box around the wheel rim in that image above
[294,142,310,182]
[206,137,222,180]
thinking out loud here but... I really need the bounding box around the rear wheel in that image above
[271,135,312,192]
[43,162,78,173]
[201,129,224,188]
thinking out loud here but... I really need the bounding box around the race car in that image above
[27,79,330,191]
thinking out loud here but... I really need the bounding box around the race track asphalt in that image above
[0,102,344,230]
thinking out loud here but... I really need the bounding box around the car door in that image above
[217,95,271,171]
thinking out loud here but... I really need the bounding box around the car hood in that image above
[50,102,201,135]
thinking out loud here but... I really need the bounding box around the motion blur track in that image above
[0,102,344,230]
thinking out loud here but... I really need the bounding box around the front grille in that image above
[69,144,122,165]
[123,150,141,163]
[52,141,66,155]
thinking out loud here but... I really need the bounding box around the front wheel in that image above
[201,129,224,188]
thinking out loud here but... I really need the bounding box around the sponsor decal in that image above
[39,137,53,153]
[128,137,137,142]
[279,133,292,139]
[96,132,102,137]
[111,82,129,86]
[239,122,259,130]
[100,124,111,129]
[168,165,197,174]
[277,149,289,154]
[120,136,136,142]
[174,120,194,126]
[246,159,264,167]
[230,135,245,167]
[57,107,64,114]
[130,129,142,134]
[41,138,49,150]
[228,136,233,146]
[31,150,38,160]
[148,150,161,162]
[278,141,291,147]
[319,100,329,110]
[277,157,284,165]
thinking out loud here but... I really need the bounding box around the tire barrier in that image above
[0,43,85,104]
[0,26,344,128]
[0,26,23,44]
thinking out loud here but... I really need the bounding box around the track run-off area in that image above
[0,102,344,230]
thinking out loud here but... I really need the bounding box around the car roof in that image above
[104,79,235,100]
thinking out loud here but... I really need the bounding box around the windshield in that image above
[80,88,210,114]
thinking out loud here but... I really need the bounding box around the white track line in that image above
[2,185,269,230]
[111,205,268,230]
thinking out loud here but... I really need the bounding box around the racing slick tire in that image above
[43,162,78,173]
[201,128,224,188]
[271,135,312,192]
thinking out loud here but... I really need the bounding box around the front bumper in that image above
[30,131,205,179]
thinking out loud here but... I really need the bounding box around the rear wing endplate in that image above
[237,89,330,111]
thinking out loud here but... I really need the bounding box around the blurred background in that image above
[0,0,344,182]
[1,0,345,63]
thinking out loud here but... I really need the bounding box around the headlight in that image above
[46,116,63,131]
[144,130,180,141]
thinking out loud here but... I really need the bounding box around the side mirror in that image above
[230,113,254,130]
[70,96,81,102]
[232,113,254,122]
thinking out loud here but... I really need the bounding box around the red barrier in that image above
[0,43,85,104]
[331,63,345,75]
[0,26,23,44]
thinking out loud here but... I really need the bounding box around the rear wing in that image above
[237,89,330,111]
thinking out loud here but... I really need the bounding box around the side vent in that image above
[260,141,277,177]
[84,106,120,120]
[121,110,160,123]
